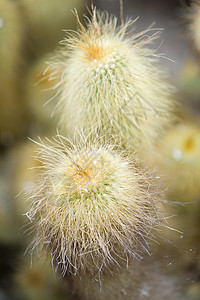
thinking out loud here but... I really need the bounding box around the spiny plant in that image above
[49,8,175,150]
[25,133,164,278]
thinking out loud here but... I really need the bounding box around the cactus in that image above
[26,134,163,278]
[23,6,185,300]
[49,9,175,151]
[0,0,26,144]
[72,258,186,300]
[156,121,200,202]
[188,0,200,54]
[152,120,200,279]
[13,254,73,300]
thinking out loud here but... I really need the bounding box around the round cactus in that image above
[26,134,163,277]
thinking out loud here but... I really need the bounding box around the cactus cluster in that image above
[3,1,200,299]
[25,7,176,294]
[26,135,162,276]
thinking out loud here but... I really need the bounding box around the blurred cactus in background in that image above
[0,0,27,147]
[188,0,200,55]
[13,254,73,300]
[72,258,187,300]
[20,0,86,57]
[156,121,200,202]
[25,55,59,133]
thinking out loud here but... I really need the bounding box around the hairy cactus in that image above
[26,134,163,278]
[49,9,175,150]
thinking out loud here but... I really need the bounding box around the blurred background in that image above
[1,0,200,299]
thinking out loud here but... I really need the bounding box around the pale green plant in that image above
[26,133,163,278]
[49,9,175,150]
